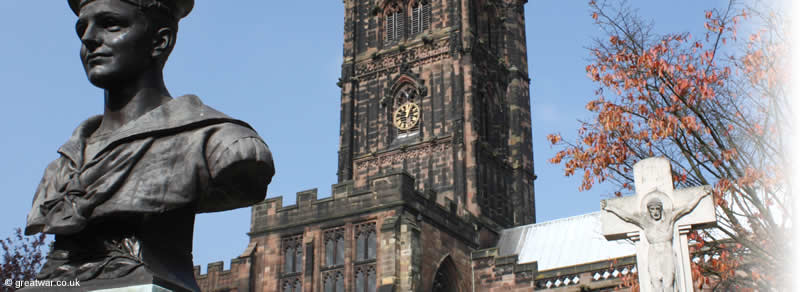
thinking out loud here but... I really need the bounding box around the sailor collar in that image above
[57,95,251,164]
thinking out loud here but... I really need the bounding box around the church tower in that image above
[194,1,538,291]
[337,0,535,228]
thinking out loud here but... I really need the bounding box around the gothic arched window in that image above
[384,3,404,45]
[282,235,303,274]
[323,271,345,292]
[410,0,431,35]
[323,274,334,292]
[283,281,292,292]
[335,272,344,292]
[280,235,303,292]
[354,222,377,292]
[367,267,377,292]
[324,227,345,267]
[283,279,302,292]
[356,270,364,292]
[355,223,377,261]
[355,266,377,292]
[283,246,294,273]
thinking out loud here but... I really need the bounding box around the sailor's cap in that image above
[68,0,193,19]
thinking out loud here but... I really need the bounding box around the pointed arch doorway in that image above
[431,256,459,292]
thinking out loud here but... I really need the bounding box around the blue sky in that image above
[0,1,727,272]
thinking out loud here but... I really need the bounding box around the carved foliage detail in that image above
[355,143,451,169]
[355,39,450,78]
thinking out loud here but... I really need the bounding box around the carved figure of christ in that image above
[603,190,707,291]
[601,157,715,292]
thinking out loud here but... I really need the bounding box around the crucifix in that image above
[601,157,717,292]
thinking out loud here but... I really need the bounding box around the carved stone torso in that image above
[641,216,674,244]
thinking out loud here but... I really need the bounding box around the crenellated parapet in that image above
[249,171,479,246]
[193,261,236,291]
[471,248,537,290]
[194,242,258,292]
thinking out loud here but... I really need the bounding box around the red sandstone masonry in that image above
[198,0,538,291]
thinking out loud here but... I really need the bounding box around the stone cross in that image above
[601,157,716,292]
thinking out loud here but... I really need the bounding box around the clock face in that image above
[393,102,421,131]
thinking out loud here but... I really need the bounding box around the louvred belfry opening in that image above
[384,2,404,45]
[410,0,431,35]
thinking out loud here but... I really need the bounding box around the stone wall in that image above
[194,245,255,292]
[338,0,536,229]
[196,0,540,290]
[197,171,489,292]
[472,249,536,291]
[417,219,475,292]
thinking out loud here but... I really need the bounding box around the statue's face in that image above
[648,205,663,221]
[76,0,153,89]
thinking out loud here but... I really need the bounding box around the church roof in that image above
[496,212,635,271]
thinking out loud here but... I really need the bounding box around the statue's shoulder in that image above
[177,95,263,142]
[176,95,258,131]
[184,95,273,183]
[191,96,274,213]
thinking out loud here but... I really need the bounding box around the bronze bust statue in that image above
[24,0,274,291]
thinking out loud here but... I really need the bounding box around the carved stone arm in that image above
[671,185,712,222]
[601,199,642,228]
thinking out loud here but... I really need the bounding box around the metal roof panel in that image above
[497,212,635,270]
